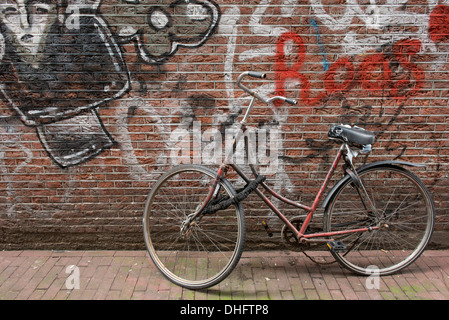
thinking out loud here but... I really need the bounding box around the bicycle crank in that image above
[281,217,303,251]
[281,216,337,265]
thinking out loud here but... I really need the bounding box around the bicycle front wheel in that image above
[324,165,435,276]
[143,165,245,289]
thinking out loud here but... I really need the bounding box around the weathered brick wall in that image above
[0,0,448,250]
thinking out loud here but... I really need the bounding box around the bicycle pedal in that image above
[262,220,273,237]
[327,240,347,253]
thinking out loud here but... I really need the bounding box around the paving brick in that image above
[335,277,360,300]
[312,277,332,300]
[0,250,449,301]
[329,289,345,300]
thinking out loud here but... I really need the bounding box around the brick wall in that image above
[0,0,448,250]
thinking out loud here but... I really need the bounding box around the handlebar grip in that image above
[247,72,267,79]
[285,98,297,105]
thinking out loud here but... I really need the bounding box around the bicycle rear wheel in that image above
[324,165,435,276]
[143,165,245,289]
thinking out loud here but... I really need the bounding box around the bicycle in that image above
[143,71,435,290]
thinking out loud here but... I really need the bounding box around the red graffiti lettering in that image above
[359,53,392,95]
[324,57,354,95]
[429,4,449,43]
[275,32,324,106]
[275,32,424,105]
[391,39,425,99]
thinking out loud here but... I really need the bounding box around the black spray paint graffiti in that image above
[0,0,221,168]
[0,0,130,167]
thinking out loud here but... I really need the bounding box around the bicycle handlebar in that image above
[247,71,267,79]
[285,98,298,105]
[236,72,297,105]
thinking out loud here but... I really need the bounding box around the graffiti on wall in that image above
[274,0,449,105]
[275,33,424,105]
[0,0,447,227]
[0,0,220,168]
[101,0,220,64]
[0,0,130,168]
[271,0,449,166]
[0,0,447,185]
[210,0,449,204]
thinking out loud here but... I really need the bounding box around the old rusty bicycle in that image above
[143,71,435,289]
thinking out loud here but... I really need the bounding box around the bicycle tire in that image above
[143,164,245,289]
[324,164,435,276]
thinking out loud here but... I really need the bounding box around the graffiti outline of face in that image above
[0,0,58,67]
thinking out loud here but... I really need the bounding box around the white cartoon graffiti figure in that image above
[100,0,220,64]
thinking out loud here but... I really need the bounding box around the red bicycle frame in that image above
[190,71,379,243]
[230,144,379,244]
[191,127,379,246]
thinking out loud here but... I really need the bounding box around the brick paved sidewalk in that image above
[0,250,448,300]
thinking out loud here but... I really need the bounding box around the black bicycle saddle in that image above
[328,125,375,146]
